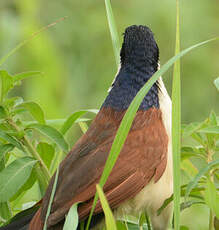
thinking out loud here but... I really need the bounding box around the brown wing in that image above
[29,107,168,229]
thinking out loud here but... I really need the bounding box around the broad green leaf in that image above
[96,184,117,230]
[214,77,219,91]
[86,37,219,229]
[0,144,14,162]
[10,169,37,202]
[204,178,219,218]
[13,71,42,82]
[0,71,13,102]
[0,157,37,202]
[185,160,219,200]
[17,102,45,124]
[104,0,120,67]
[198,126,219,134]
[60,109,98,135]
[27,123,69,152]
[43,167,59,230]
[37,142,55,168]
[0,106,7,119]
[63,203,79,230]
[0,130,23,150]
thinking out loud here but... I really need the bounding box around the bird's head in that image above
[120,25,159,72]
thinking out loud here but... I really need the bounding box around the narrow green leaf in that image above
[172,0,181,228]
[86,36,219,229]
[198,126,219,134]
[13,71,43,82]
[180,200,205,212]
[27,123,69,152]
[43,167,59,230]
[104,0,120,67]
[60,109,98,135]
[204,178,219,218]
[96,184,117,230]
[182,122,204,138]
[0,157,37,202]
[209,111,217,125]
[0,202,11,223]
[78,122,88,134]
[214,77,219,91]
[0,17,67,67]
[0,130,23,150]
[0,71,13,102]
[0,144,14,162]
[185,160,219,200]
[0,106,7,119]
[63,203,79,230]
[37,142,55,169]
[17,101,45,124]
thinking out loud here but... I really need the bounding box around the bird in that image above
[0,25,173,230]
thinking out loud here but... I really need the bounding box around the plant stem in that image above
[209,210,214,230]
[7,119,51,184]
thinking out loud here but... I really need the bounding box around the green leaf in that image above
[180,200,205,212]
[104,0,120,67]
[3,97,23,108]
[0,106,7,119]
[0,130,24,150]
[96,184,117,230]
[0,202,11,223]
[182,122,204,138]
[204,178,219,218]
[185,160,219,200]
[0,71,14,102]
[13,71,43,82]
[209,111,218,126]
[0,144,14,162]
[43,167,59,230]
[214,77,219,91]
[60,109,98,135]
[17,101,45,124]
[27,123,69,152]
[86,36,219,230]
[63,203,79,230]
[0,157,37,202]
[37,142,55,169]
[198,126,219,134]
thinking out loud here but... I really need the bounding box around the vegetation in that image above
[0,0,219,229]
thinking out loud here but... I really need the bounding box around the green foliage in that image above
[0,1,218,230]
[96,184,117,230]
[63,203,79,230]
[0,69,95,227]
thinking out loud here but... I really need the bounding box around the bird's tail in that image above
[0,204,40,230]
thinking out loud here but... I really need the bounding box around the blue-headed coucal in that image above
[1,25,173,230]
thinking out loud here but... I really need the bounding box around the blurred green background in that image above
[0,0,218,229]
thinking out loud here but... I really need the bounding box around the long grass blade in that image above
[43,167,59,230]
[172,0,181,229]
[104,0,120,68]
[85,37,219,230]
[0,17,67,67]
